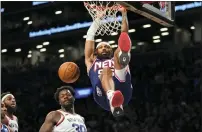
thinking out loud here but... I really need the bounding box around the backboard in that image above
[118,1,175,27]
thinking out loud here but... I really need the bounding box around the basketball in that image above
[58,62,80,83]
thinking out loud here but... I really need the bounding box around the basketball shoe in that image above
[118,32,131,67]
[109,90,124,117]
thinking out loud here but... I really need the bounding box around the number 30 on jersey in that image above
[72,123,87,132]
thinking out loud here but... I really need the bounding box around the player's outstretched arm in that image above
[114,7,131,68]
[84,18,101,71]
[39,111,58,132]
[120,7,129,33]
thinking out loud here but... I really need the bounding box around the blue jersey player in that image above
[1,124,10,132]
[84,7,133,117]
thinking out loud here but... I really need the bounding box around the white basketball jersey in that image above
[53,110,87,132]
[5,115,18,132]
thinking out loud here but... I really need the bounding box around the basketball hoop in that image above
[84,1,122,36]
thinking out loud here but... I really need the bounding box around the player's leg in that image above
[99,67,124,116]
[111,7,133,115]
[100,68,124,107]
[113,69,133,106]
[114,7,131,69]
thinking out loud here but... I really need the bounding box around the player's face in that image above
[4,95,17,113]
[59,89,74,106]
[1,102,7,114]
[96,43,112,59]
[1,102,7,122]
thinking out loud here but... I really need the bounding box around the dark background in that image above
[1,1,202,132]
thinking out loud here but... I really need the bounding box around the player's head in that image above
[1,101,7,120]
[1,92,17,114]
[95,42,113,59]
[54,86,75,108]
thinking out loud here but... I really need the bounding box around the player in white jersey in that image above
[39,86,87,132]
[1,92,18,132]
[1,101,13,132]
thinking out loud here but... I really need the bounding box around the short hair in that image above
[1,92,12,100]
[54,86,75,103]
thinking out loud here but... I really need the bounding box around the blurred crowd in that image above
[2,44,201,132]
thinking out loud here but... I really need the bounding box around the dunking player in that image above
[1,92,18,132]
[85,7,133,116]
[39,86,87,132]
[1,101,13,132]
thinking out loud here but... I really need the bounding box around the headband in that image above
[96,42,111,49]
[1,94,14,102]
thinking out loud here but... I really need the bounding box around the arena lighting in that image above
[132,46,136,49]
[143,24,151,28]
[95,39,102,42]
[15,48,21,52]
[40,48,46,52]
[111,32,118,36]
[29,51,32,53]
[111,44,118,48]
[153,39,161,43]
[83,35,87,38]
[27,54,32,58]
[36,45,43,49]
[74,87,93,99]
[160,28,168,32]
[2,49,7,53]
[175,2,202,11]
[190,26,195,30]
[58,49,64,53]
[29,16,122,38]
[59,54,64,58]
[137,42,144,45]
[23,17,29,21]
[43,41,50,45]
[176,28,181,32]
[128,29,136,33]
[153,36,160,39]
[161,32,169,36]
[1,8,5,13]
[27,21,32,25]
[32,1,52,6]
[108,40,115,44]
[55,10,62,15]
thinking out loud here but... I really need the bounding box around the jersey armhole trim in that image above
[55,111,65,126]
[87,58,97,76]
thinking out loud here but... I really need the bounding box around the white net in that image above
[84,1,122,36]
